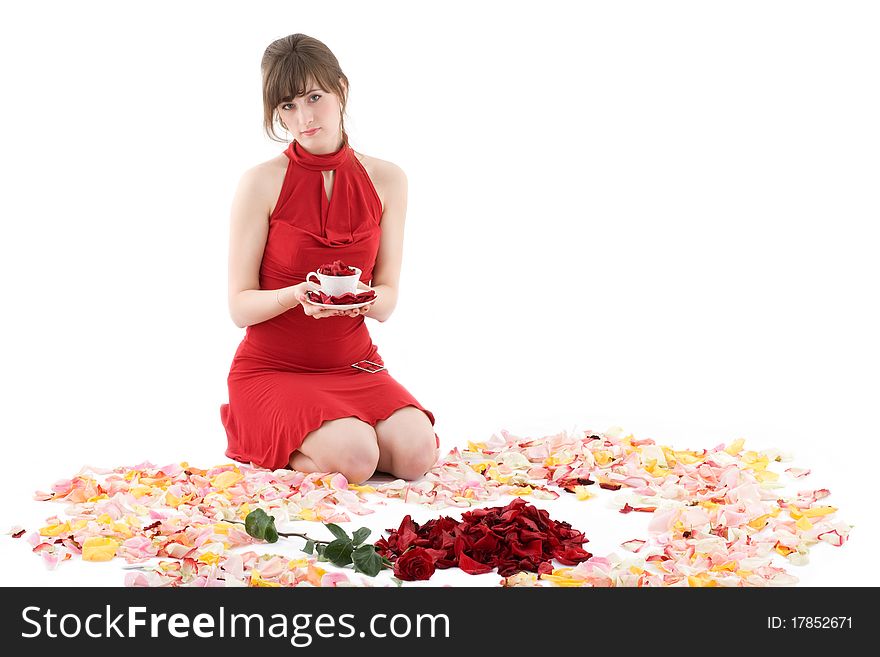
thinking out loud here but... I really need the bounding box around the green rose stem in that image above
[227,520,330,545]
[234,509,393,578]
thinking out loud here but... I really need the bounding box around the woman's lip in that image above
[302,128,320,136]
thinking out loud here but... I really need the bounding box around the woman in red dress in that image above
[220,34,440,484]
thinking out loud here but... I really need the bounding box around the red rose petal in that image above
[457,551,494,575]
[379,498,591,580]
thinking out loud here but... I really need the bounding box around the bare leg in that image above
[376,448,394,476]
[373,407,439,480]
[289,450,322,473]
[287,417,380,484]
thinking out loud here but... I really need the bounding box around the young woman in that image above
[219,34,440,484]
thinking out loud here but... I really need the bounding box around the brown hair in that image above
[260,34,351,146]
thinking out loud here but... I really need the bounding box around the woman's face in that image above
[277,79,343,146]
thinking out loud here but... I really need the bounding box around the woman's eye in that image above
[280,95,320,111]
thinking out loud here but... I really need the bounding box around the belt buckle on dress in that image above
[351,359,385,373]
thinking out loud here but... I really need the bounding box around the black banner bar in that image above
[1,586,867,650]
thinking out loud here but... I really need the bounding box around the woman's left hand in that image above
[335,302,373,318]
[334,281,375,317]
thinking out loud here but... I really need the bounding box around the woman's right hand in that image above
[291,282,344,319]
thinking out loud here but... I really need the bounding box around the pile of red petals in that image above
[306,289,376,305]
[318,259,357,276]
[375,498,592,580]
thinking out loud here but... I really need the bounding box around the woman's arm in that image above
[227,166,301,328]
[363,163,408,323]
[360,284,397,322]
[231,287,301,328]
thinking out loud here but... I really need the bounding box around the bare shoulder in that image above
[355,151,406,185]
[352,151,407,211]
[241,152,290,216]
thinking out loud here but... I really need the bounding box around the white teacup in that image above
[306,266,362,296]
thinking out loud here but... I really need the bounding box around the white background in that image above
[1,0,877,587]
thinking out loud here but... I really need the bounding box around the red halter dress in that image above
[219,139,438,471]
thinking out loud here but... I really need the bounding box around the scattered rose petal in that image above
[15,426,850,588]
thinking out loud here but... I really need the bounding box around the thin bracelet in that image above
[276,289,291,309]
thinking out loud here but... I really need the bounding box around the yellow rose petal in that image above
[748,514,770,529]
[710,561,738,572]
[574,485,593,501]
[39,522,71,537]
[795,516,814,531]
[803,506,837,518]
[82,536,119,562]
[129,486,151,498]
[211,470,243,490]
[774,542,795,556]
[725,438,745,455]
[112,522,133,536]
[688,573,718,587]
[250,574,281,588]
[307,564,326,586]
[540,568,584,587]
[544,453,574,467]
[198,552,221,566]
[754,469,779,483]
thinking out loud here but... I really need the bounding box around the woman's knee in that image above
[297,417,380,484]
[336,443,380,484]
[390,440,440,481]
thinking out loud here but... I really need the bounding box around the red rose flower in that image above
[393,547,436,581]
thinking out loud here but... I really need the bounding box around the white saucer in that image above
[304,281,378,311]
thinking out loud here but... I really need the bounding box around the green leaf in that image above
[352,544,385,577]
[351,527,371,546]
[244,509,276,542]
[244,509,265,537]
[303,539,315,555]
[325,523,350,542]
[324,539,353,567]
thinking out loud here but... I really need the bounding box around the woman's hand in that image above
[293,282,375,319]
[337,300,374,318]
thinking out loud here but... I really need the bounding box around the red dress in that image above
[220,139,438,471]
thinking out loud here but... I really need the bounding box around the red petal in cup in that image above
[318,259,357,276]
